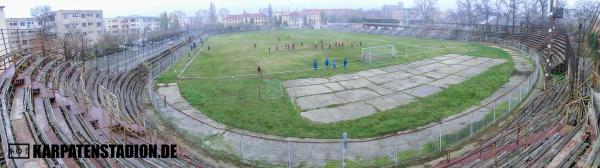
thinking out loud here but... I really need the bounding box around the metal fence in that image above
[145,28,543,167]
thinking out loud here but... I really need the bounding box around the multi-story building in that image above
[278,12,304,28]
[220,8,362,29]
[300,9,322,28]
[380,2,422,24]
[6,18,42,29]
[221,13,268,27]
[5,18,43,51]
[104,16,159,34]
[301,9,357,24]
[45,10,104,46]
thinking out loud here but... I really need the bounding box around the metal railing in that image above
[146,27,543,167]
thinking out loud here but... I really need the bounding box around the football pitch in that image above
[157,29,514,138]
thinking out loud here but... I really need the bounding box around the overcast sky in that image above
[1,0,578,18]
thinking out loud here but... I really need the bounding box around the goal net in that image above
[361,45,396,64]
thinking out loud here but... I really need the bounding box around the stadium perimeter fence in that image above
[146,28,544,167]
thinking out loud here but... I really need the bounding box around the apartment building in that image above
[104,16,159,34]
[278,12,303,28]
[5,18,43,51]
[45,10,104,46]
[221,13,268,27]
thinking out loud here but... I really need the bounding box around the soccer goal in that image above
[361,45,396,64]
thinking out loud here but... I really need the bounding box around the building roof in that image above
[50,9,103,14]
[114,15,157,19]
[301,8,354,15]
[222,13,266,20]
[278,12,302,17]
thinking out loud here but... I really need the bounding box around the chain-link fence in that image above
[146,27,543,167]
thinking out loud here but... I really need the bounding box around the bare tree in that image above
[575,0,600,21]
[554,0,567,9]
[30,5,52,32]
[520,0,538,32]
[537,0,548,19]
[507,0,521,30]
[494,0,506,28]
[476,0,493,29]
[457,0,475,25]
[522,0,534,24]
[414,0,438,24]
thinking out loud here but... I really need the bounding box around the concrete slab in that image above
[283,54,509,123]
[440,58,465,65]
[407,63,449,74]
[339,78,374,89]
[455,67,488,77]
[329,74,360,82]
[381,64,409,72]
[356,69,387,77]
[283,78,329,88]
[295,93,347,110]
[366,92,415,111]
[404,84,443,97]
[381,76,434,91]
[367,71,412,84]
[423,71,449,79]
[301,102,377,123]
[367,85,395,95]
[335,89,380,102]
[406,59,438,68]
[435,64,469,74]
[430,75,467,88]
[323,83,345,91]
[286,85,332,97]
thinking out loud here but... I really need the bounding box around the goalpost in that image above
[361,45,396,64]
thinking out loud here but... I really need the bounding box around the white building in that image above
[221,13,268,27]
[277,12,304,28]
[104,16,159,34]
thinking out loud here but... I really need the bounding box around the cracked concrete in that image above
[283,54,507,123]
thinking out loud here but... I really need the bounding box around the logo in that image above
[8,143,30,159]
[7,143,177,159]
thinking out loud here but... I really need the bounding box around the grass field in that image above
[157,30,514,139]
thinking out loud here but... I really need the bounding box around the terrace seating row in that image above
[0,32,206,167]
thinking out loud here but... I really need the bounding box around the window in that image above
[97,22,102,27]
[82,23,86,27]
[88,22,93,26]
[81,14,86,18]
[9,22,17,26]
[87,14,92,17]
[96,14,101,18]
[63,14,69,19]
[20,22,25,26]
